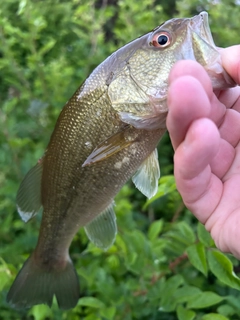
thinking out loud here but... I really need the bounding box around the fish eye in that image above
[151,31,171,48]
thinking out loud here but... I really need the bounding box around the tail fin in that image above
[7,255,80,310]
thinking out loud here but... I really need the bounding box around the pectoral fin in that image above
[82,126,136,166]
[84,202,117,250]
[16,161,43,222]
[132,148,160,199]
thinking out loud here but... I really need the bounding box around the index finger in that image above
[166,61,213,150]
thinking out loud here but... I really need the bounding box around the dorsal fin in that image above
[16,161,43,222]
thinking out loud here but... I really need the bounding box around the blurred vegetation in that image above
[1,0,240,319]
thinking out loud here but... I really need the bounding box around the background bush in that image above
[1,0,240,319]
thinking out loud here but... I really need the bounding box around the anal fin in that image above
[16,161,43,222]
[132,148,160,199]
[84,202,117,250]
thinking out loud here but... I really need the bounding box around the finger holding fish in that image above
[167,45,240,259]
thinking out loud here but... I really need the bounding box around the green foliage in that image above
[1,0,240,319]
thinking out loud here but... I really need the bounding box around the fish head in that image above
[146,11,235,91]
[107,12,236,129]
[114,12,235,107]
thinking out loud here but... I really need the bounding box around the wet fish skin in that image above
[7,12,235,310]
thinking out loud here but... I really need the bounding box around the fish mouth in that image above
[189,11,236,89]
[190,11,215,47]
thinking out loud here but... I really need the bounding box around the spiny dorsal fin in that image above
[132,148,160,199]
[84,202,117,250]
[16,161,43,222]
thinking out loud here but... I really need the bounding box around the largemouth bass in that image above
[7,12,235,310]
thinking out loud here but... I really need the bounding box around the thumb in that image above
[221,45,240,85]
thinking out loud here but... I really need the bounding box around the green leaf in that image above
[0,271,9,291]
[116,234,127,255]
[39,38,57,56]
[201,314,229,320]
[148,219,163,241]
[162,274,185,292]
[0,258,12,291]
[187,291,224,309]
[83,315,102,320]
[225,295,240,312]
[217,304,236,317]
[29,305,52,320]
[197,223,214,247]
[207,250,240,290]
[174,285,202,303]
[100,306,116,320]
[17,0,27,15]
[78,297,105,309]
[176,305,196,320]
[176,221,196,244]
[160,275,185,312]
[186,242,208,276]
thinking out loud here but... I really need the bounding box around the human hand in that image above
[166,45,240,259]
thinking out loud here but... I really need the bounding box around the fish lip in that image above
[190,11,215,46]
[190,12,236,88]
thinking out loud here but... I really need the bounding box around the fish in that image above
[7,11,235,310]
